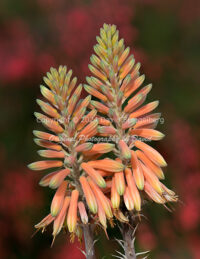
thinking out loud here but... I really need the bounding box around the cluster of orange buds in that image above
[28,24,177,244]
[28,65,125,242]
[84,23,178,214]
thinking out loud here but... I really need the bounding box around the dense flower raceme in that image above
[28,24,177,243]
[85,24,178,213]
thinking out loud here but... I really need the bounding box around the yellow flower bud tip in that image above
[115,172,125,195]
[51,181,67,217]
[67,190,79,233]
[97,199,107,229]
[111,177,120,209]
[118,140,131,160]
[81,163,106,188]
[123,186,134,211]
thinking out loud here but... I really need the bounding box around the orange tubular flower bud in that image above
[135,140,167,167]
[87,159,124,172]
[129,100,159,119]
[78,202,88,224]
[124,75,145,97]
[118,140,131,160]
[124,94,143,113]
[84,84,107,102]
[119,56,135,80]
[97,116,111,126]
[88,178,113,219]
[140,162,163,194]
[88,64,107,81]
[125,168,141,211]
[35,213,55,230]
[91,101,109,114]
[67,85,82,116]
[34,138,62,151]
[98,126,116,134]
[36,99,60,119]
[28,160,63,171]
[39,168,69,188]
[39,171,59,187]
[51,181,67,217]
[34,112,64,134]
[75,143,93,152]
[134,113,161,129]
[49,168,70,189]
[79,176,98,214]
[73,95,91,116]
[96,197,107,229]
[136,150,165,179]
[144,182,165,204]
[123,186,134,211]
[131,151,144,190]
[38,149,65,158]
[73,107,86,126]
[111,177,120,209]
[33,130,60,142]
[130,129,165,141]
[40,85,56,106]
[88,143,115,154]
[53,196,70,237]
[115,171,125,195]
[67,190,79,233]
[81,163,106,188]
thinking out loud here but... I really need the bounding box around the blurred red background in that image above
[0,0,200,258]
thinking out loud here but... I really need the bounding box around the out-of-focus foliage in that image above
[0,0,199,258]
